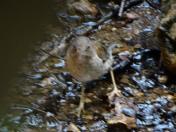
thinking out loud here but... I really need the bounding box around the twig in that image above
[40,49,63,60]
[118,0,126,17]
[11,104,59,122]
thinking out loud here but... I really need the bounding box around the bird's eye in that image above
[102,59,106,63]
[85,46,90,51]
[72,45,77,52]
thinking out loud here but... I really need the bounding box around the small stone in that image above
[68,123,81,132]
[54,60,65,68]
[158,75,168,84]
[37,77,57,87]
[123,87,134,96]
[46,112,54,117]
[84,115,93,120]
[111,27,117,32]
[122,108,136,117]
[125,12,139,20]
[29,74,42,80]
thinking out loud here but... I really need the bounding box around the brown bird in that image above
[65,36,121,117]
[157,1,176,74]
[158,27,176,74]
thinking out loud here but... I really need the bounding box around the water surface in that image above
[0,0,60,116]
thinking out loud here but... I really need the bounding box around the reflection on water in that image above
[0,0,60,116]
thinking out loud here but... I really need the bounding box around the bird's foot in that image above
[76,98,85,118]
[108,68,121,102]
[107,88,121,102]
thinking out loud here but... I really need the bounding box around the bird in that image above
[157,2,176,74]
[157,27,176,74]
[65,36,121,117]
[159,27,176,74]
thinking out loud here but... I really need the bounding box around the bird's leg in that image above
[106,44,121,101]
[107,44,117,58]
[104,44,117,72]
[76,84,85,117]
[108,68,121,101]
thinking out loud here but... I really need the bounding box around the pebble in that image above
[111,27,117,32]
[158,75,168,84]
[122,107,136,117]
[54,60,65,68]
[123,87,134,96]
[29,74,42,80]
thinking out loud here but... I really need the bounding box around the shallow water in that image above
[0,0,61,116]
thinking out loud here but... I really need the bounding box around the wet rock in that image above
[157,75,168,84]
[68,123,81,132]
[143,58,157,69]
[102,113,113,121]
[55,121,68,132]
[153,102,162,109]
[49,89,60,97]
[89,120,107,132]
[53,60,65,68]
[57,12,81,23]
[170,105,176,113]
[125,12,139,20]
[118,51,131,60]
[137,104,153,117]
[136,114,161,127]
[37,77,58,87]
[136,103,159,126]
[60,72,73,81]
[132,74,155,90]
[46,121,59,128]
[66,81,74,87]
[68,0,98,17]
[133,53,142,61]
[155,96,168,106]
[143,27,153,32]
[123,87,135,97]
[154,122,175,131]
[65,90,76,99]
[26,114,43,127]
[131,63,142,72]
[122,108,136,117]
[111,27,117,32]
[10,116,21,124]
[28,73,43,80]
[83,21,97,26]
[135,94,175,129]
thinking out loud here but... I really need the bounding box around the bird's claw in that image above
[107,88,121,102]
[76,99,85,118]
